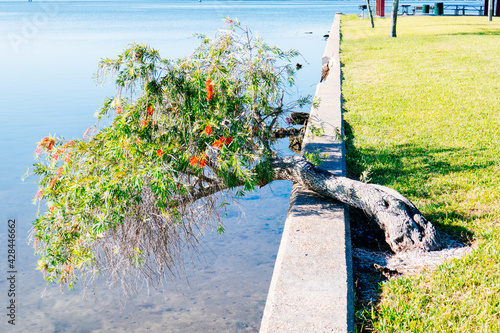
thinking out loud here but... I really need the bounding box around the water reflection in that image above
[0,1,344,331]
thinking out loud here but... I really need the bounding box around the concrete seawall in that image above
[260,14,354,332]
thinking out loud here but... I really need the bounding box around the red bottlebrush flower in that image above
[213,140,222,148]
[52,149,61,162]
[135,138,141,145]
[204,125,212,135]
[63,153,71,164]
[62,140,75,148]
[147,105,154,116]
[219,137,226,144]
[116,106,122,114]
[199,158,207,168]
[49,178,57,188]
[57,167,63,177]
[39,136,53,150]
[225,137,233,144]
[189,156,199,166]
[156,149,164,157]
[35,147,42,156]
[49,206,55,212]
[47,139,55,151]
[206,79,213,101]
[141,119,148,127]
[252,126,258,132]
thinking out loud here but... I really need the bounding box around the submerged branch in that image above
[272,127,302,139]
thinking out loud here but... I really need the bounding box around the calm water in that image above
[0,1,359,332]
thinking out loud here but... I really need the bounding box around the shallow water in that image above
[0,1,359,331]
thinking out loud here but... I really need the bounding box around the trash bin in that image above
[358,5,368,18]
[422,4,430,13]
[434,2,444,15]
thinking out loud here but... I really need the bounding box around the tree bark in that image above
[271,156,440,253]
[488,0,494,21]
[366,0,375,28]
[389,0,400,37]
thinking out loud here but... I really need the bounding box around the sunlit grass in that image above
[340,15,500,332]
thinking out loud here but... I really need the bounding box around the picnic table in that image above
[411,4,483,15]
[443,4,484,15]
[401,4,412,14]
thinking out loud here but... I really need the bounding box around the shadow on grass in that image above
[426,211,475,243]
[345,122,495,197]
[446,30,500,36]
[344,119,482,332]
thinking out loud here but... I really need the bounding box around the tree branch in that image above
[167,155,440,253]
[270,156,441,252]
[272,127,303,139]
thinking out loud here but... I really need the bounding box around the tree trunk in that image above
[271,156,440,253]
[389,0,400,37]
[366,0,375,28]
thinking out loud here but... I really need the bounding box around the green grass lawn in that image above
[340,15,500,332]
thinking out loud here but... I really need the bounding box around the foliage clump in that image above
[29,19,310,291]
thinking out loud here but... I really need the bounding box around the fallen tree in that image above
[29,19,439,291]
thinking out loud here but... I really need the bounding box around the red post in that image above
[376,0,386,16]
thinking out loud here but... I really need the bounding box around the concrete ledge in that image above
[260,14,354,332]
